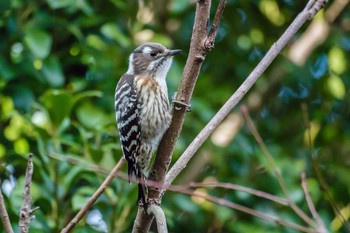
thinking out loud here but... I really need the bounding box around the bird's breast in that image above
[136,77,171,141]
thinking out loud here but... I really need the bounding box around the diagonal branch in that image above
[61,158,125,233]
[301,172,328,233]
[164,0,327,189]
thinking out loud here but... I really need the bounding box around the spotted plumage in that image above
[115,43,181,209]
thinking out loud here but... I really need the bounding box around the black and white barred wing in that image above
[115,74,141,180]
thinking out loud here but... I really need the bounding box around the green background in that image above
[0,0,349,232]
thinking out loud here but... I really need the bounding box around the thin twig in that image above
[205,0,227,51]
[45,152,302,217]
[181,181,289,205]
[19,153,34,233]
[48,152,287,207]
[301,172,328,233]
[48,152,110,174]
[241,106,289,196]
[240,106,315,227]
[176,188,317,233]
[49,152,322,233]
[132,179,318,232]
[301,103,350,231]
[165,0,327,188]
[0,179,14,233]
[61,158,125,233]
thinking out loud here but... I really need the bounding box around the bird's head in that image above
[126,43,181,79]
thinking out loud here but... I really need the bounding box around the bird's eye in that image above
[150,51,158,57]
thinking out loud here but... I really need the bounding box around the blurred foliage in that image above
[0,0,350,232]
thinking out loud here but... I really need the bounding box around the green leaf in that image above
[329,46,346,74]
[86,35,107,51]
[40,90,74,130]
[73,90,103,104]
[42,56,65,88]
[74,227,103,233]
[327,75,345,99]
[24,28,52,59]
[0,57,16,81]
[75,102,106,130]
[216,205,233,222]
[101,23,130,47]
[72,186,96,210]
[62,165,85,195]
[47,0,73,9]
[88,145,103,163]
[13,137,30,155]
[0,96,14,119]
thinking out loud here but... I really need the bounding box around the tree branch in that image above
[61,158,125,233]
[148,0,212,189]
[147,205,168,233]
[0,179,14,233]
[164,0,327,188]
[19,153,34,233]
[132,205,168,233]
[211,0,347,151]
[301,172,328,233]
[132,0,227,232]
[289,0,348,65]
[180,181,289,205]
[133,0,326,231]
[205,0,227,51]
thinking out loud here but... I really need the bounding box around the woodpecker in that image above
[115,43,181,209]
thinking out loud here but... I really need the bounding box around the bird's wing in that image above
[115,74,141,179]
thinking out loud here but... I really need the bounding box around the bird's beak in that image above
[168,49,182,56]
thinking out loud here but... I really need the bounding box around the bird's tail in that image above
[137,171,148,212]
[127,162,148,212]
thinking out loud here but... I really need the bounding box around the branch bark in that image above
[19,153,34,233]
[0,179,14,233]
[132,0,227,232]
[147,205,167,233]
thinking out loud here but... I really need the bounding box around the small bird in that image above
[115,43,181,210]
